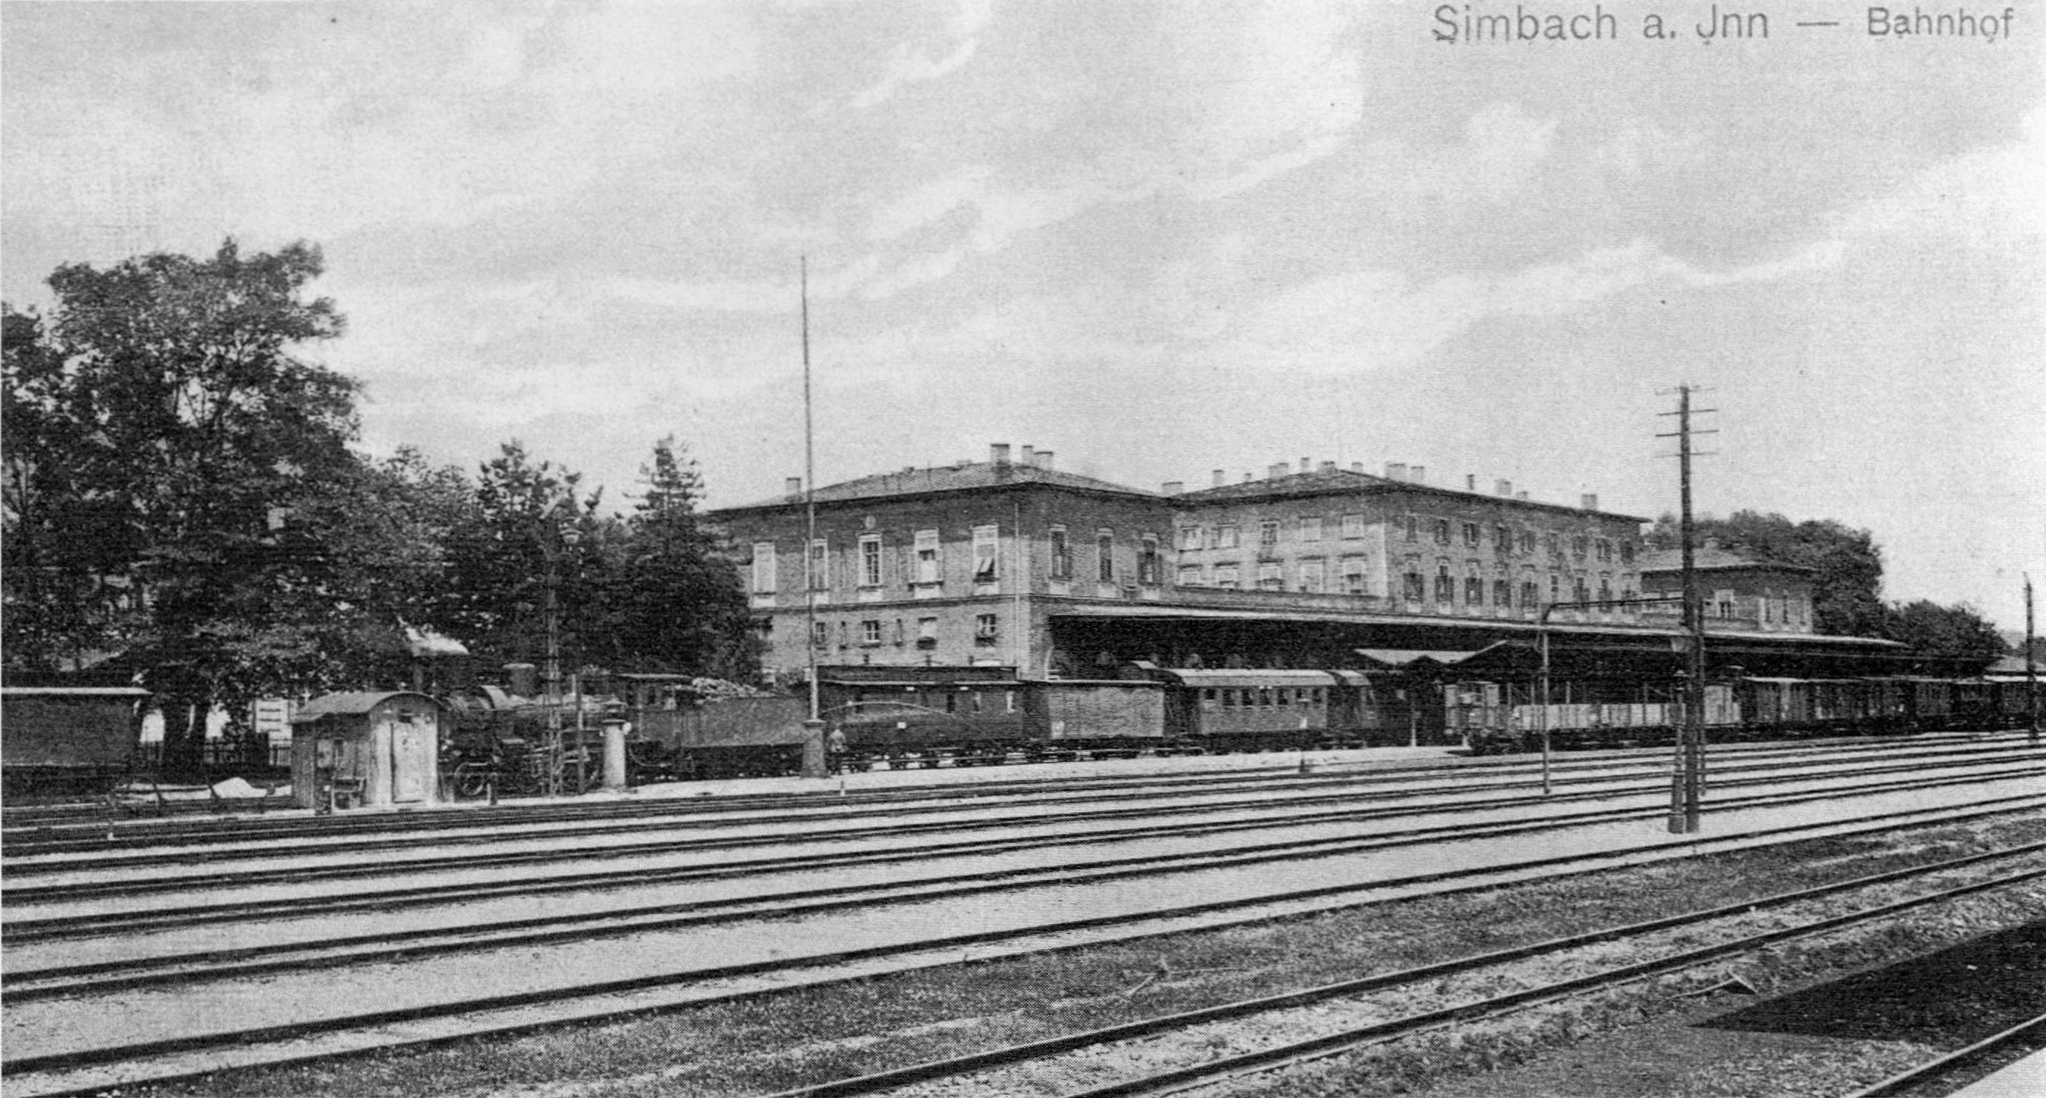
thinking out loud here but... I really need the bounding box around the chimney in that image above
[1466,474,1477,491]
[1268,461,1290,480]
[1410,465,1426,484]
[1299,457,1310,475]
[1035,449,1054,469]
[990,443,1011,465]
[1580,493,1598,511]
[1385,462,1408,481]
[784,476,803,498]
[1496,479,1513,497]
[1213,469,1226,488]
[1320,461,1337,473]
[1242,472,1253,483]
[1020,445,1035,466]
[1351,462,1363,474]
[1516,491,1529,500]
[1162,480,1183,495]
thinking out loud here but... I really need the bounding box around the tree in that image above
[2,240,358,780]
[606,436,757,679]
[1649,510,1887,636]
[441,440,613,681]
[1883,600,2006,664]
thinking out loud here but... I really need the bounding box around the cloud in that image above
[1211,238,1844,376]
[850,0,993,109]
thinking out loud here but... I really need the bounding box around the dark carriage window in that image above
[1277,688,1291,706]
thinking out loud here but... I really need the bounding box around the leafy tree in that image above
[607,436,757,679]
[441,440,614,686]
[1882,599,2007,664]
[2,240,358,780]
[1649,510,1887,636]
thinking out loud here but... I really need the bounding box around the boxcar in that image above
[2,685,150,796]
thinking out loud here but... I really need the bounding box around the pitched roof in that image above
[291,691,441,723]
[1175,466,1650,522]
[720,460,1154,511]
[1638,547,1816,574]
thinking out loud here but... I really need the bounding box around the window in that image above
[1097,531,1115,582]
[1435,561,1453,602]
[1574,575,1591,604]
[1519,529,1536,554]
[1216,524,1240,549]
[751,542,776,594]
[1620,541,1636,564]
[1257,562,1283,590]
[1344,513,1368,540]
[1299,517,1323,543]
[1342,557,1367,595]
[1494,578,1512,607]
[1464,570,1484,604]
[1494,525,1511,553]
[859,535,882,588]
[1572,535,1589,559]
[1178,525,1203,551]
[975,613,999,646]
[1214,564,1240,589]
[1299,559,1326,593]
[1178,564,1205,587]
[1462,522,1480,548]
[812,621,829,649]
[917,616,938,649]
[808,539,829,590]
[1403,514,1418,541]
[1434,519,1451,546]
[1596,539,1612,563]
[1403,565,1426,602]
[893,619,905,645]
[1521,580,1539,607]
[1716,590,1737,618]
[837,621,849,648]
[1259,520,1280,550]
[860,620,882,646]
[1546,533,1561,558]
[1598,576,1612,607]
[972,524,999,583]
[1138,536,1161,585]
[1550,573,1561,604]
[915,529,940,584]
[1049,527,1071,579]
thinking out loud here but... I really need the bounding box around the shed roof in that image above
[1164,669,1337,688]
[291,691,440,723]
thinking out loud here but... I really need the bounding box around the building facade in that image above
[712,444,1688,682]
[1638,544,1818,633]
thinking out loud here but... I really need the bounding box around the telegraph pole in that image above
[2027,573,2037,745]
[1658,384,1716,833]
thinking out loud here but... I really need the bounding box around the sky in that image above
[3,1,2042,630]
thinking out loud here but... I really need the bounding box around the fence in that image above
[135,738,293,772]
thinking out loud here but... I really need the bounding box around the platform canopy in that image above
[1354,641,1538,675]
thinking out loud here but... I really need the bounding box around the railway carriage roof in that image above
[1163,669,1337,688]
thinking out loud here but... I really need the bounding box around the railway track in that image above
[10,771,2040,1001]
[7,793,2037,1095]
[4,783,2042,1097]
[4,731,2024,858]
[10,740,2037,892]
[761,847,2046,1098]
[1844,1013,2046,1098]
[8,749,2040,921]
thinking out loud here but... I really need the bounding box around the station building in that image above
[710,444,1904,688]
